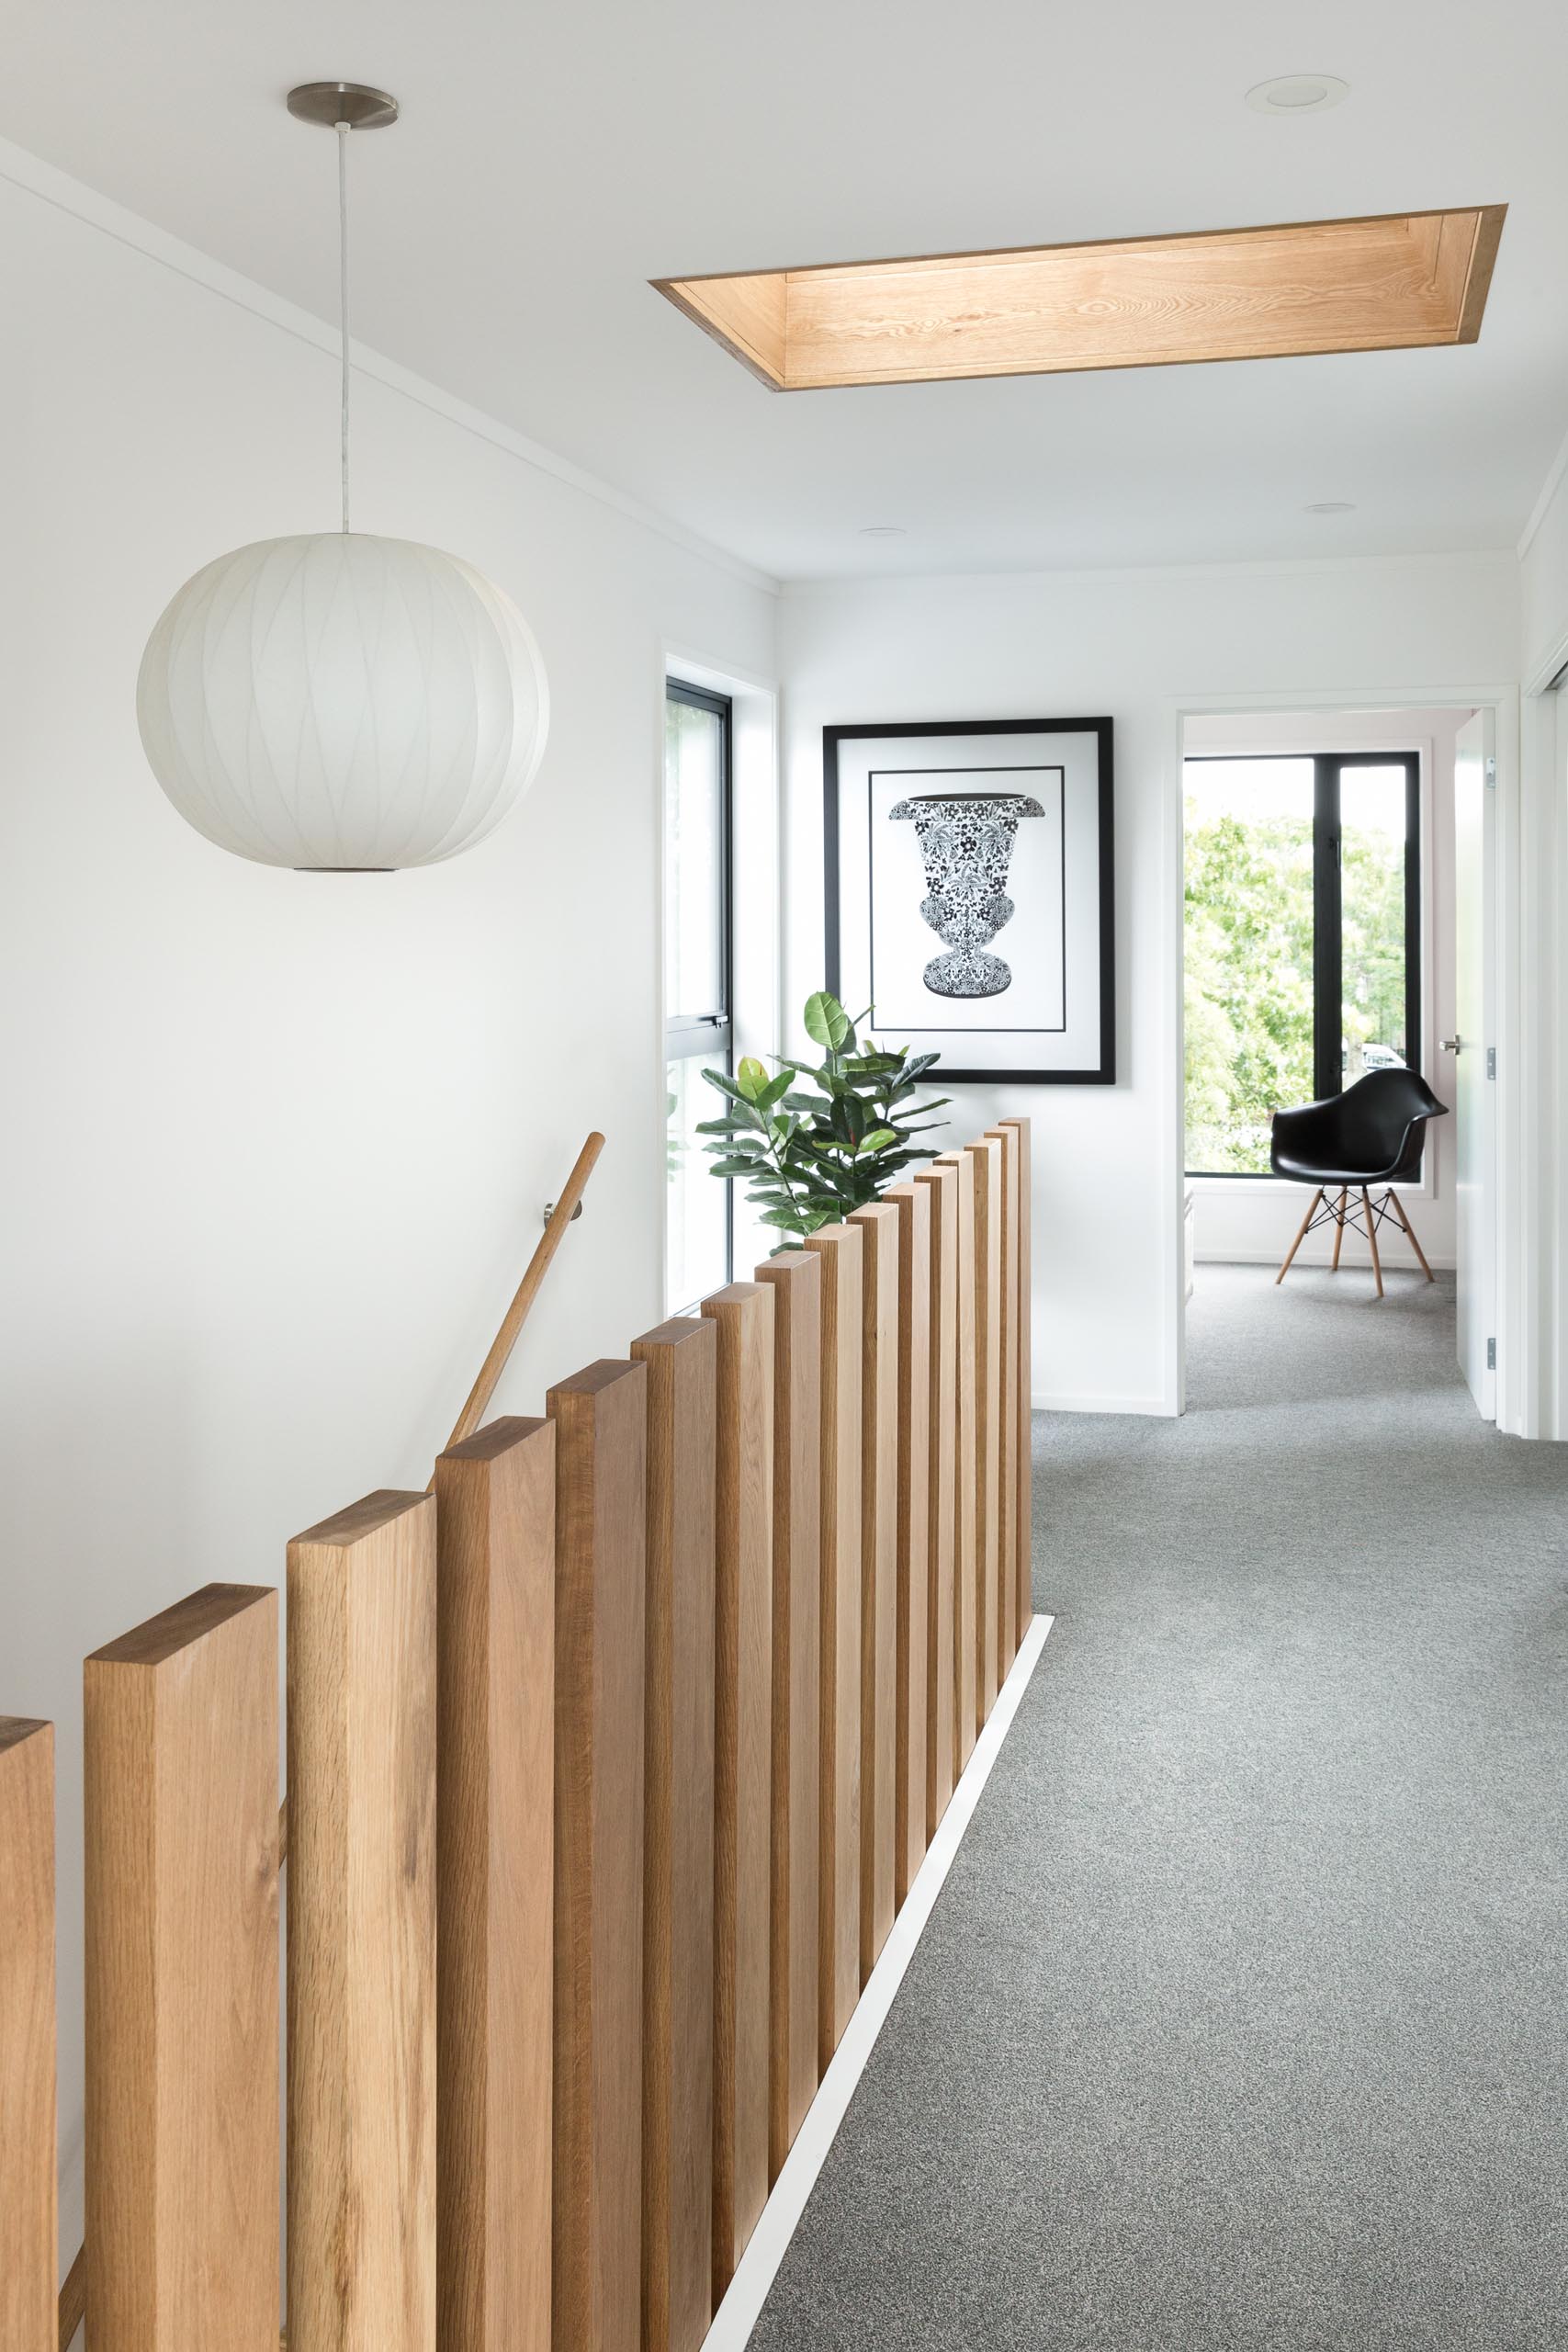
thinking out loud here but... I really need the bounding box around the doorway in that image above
[1170,700,1503,1419]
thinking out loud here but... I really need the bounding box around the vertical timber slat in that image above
[288,1496,435,2352]
[434,1419,557,2352]
[755,1250,821,2177]
[912,1164,956,1838]
[986,1125,1021,1675]
[966,1137,1003,1730]
[0,1718,54,2352]
[547,1360,648,2352]
[630,1318,717,2352]
[1000,1117,1034,1636]
[88,1585,279,2352]
[701,1283,774,2300]
[848,1201,898,1982]
[883,1182,931,1905]
[935,1153,978,1781]
[804,1222,863,2070]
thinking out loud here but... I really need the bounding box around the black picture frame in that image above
[823,716,1116,1085]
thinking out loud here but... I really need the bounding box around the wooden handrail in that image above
[427,1130,605,1483]
[57,2245,85,2348]
[276,1136,604,1867]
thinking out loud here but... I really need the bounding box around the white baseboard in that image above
[1032,1391,1173,1416]
[703,1612,1055,2351]
[1194,1250,1456,1272]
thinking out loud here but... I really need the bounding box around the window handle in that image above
[1439,1035,1462,1054]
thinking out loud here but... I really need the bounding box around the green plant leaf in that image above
[803,990,852,1051]
[736,1056,772,1102]
[708,1156,762,1178]
[833,1091,868,1146]
[703,1070,757,1110]
[858,1128,899,1154]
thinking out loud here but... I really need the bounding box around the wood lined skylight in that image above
[653,207,1506,392]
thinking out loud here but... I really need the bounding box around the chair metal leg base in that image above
[1276,1184,1433,1292]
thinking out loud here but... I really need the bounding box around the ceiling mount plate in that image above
[287,82,400,131]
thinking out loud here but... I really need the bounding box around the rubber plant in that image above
[699,990,949,1246]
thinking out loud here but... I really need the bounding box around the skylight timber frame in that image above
[653,206,1506,392]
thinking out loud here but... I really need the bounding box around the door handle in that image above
[1439,1035,1462,1054]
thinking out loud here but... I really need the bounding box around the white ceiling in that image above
[5,0,1567,581]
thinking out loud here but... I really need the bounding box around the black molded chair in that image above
[1271,1069,1448,1296]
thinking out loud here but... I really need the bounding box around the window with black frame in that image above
[1184,752,1420,1176]
[664,680,733,1308]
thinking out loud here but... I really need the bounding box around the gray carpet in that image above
[749,1264,1568,2349]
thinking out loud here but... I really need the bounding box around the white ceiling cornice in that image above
[778,547,1518,598]
[0,131,780,598]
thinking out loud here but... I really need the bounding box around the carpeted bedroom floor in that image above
[747,1263,1568,2350]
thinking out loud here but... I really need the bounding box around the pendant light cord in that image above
[336,119,351,533]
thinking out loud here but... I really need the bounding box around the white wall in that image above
[0,152,776,2270]
[1182,706,1470,1273]
[780,554,1519,1414]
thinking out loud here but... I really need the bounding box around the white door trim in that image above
[1163,684,1522,1430]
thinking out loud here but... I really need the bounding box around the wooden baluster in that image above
[849,1201,898,1982]
[985,1125,1021,1675]
[965,1136,1003,1729]
[546,1362,648,2352]
[998,1118,1034,1637]
[631,1319,717,2352]
[754,1251,821,2177]
[804,1223,863,2069]
[434,1420,557,2352]
[912,1164,957,1835]
[1,1718,54,2352]
[87,1587,280,2352]
[935,1152,978,1781]
[288,1497,436,2352]
[700,1283,774,2299]
[882,1182,931,1904]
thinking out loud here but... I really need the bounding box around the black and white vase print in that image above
[889,791,1045,999]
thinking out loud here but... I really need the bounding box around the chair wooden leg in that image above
[1330,1187,1348,1271]
[1387,1188,1436,1282]
[1362,1186,1384,1298]
[1276,1189,1324,1285]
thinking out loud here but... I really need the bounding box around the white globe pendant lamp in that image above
[137,83,548,870]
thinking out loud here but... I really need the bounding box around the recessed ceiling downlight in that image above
[1247,74,1350,113]
[860,525,907,538]
[1304,500,1356,514]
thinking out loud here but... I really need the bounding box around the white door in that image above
[1451,709,1495,1418]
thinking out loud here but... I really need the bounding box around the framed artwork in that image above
[824,717,1115,1084]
